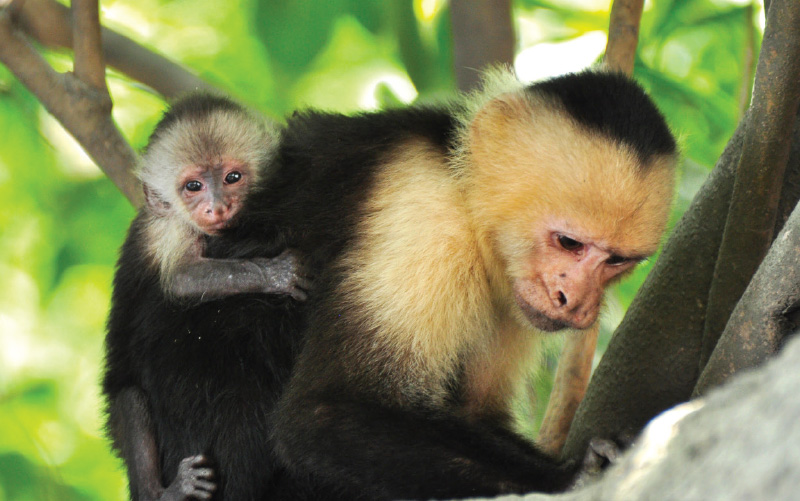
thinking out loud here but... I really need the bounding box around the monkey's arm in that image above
[168,249,311,301]
[108,387,216,501]
[273,391,578,499]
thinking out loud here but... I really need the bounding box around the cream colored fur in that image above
[138,106,278,283]
[339,70,676,416]
[337,140,496,405]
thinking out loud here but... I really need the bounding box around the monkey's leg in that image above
[108,387,216,501]
[168,249,311,301]
[274,396,577,499]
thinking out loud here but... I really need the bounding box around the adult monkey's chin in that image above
[513,291,570,333]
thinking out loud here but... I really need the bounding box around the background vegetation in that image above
[0,0,761,498]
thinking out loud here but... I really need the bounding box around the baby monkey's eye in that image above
[185,180,203,192]
[225,171,242,184]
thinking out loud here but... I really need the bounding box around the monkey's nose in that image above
[207,204,231,219]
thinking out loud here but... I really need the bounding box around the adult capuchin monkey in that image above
[103,94,310,500]
[205,68,678,499]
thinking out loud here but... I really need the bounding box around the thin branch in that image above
[699,0,800,369]
[0,8,141,205]
[72,0,106,92]
[603,0,644,74]
[450,0,515,92]
[10,0,218,99]
[538,0,644,458]
[537,325,598,457]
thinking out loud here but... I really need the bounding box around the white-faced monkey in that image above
[103,94,309,500]
[214,69,677,499]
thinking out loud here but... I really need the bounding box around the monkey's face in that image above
[510,221,644,331]
[178,159,252,235]
[463,82,677,332]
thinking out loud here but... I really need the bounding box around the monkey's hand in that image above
[571,433,635,488]
[159,455,216,501]
[249,249,313,301]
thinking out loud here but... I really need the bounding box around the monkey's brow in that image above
[604,247,652,262]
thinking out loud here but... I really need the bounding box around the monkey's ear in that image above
[469,92,530,156]
[143,184,172,216]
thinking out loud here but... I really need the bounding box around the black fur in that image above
[535,70,677,165]
[104,94,311,500]
[103,214,305,500]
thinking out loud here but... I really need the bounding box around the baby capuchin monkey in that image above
[103,94,309,501]
[137,94,309,302]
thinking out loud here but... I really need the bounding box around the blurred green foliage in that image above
[0,0,761,498]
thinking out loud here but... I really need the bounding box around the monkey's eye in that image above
[557,234,583,252]
[225,171,242,184]
[606,255,630,266]
[185,180,203,192]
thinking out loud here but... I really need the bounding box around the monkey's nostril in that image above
[557,292,567,306]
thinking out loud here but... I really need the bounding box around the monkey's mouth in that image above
[513,291,570,332]
[202,222,228,234]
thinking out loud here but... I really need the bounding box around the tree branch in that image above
[695,197,800,395]
[0,5,141,205]
[699,0,800,369]
[450,0,515,92]
[603,0,644,74]
[537,0,644,457]
[537,325,598,456]
[72,0,106,92]
[10,0,218,99]
[737,3,755,117]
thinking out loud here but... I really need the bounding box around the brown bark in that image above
[450,0,515,92]
[699,0,800,369]
[694,109,800,395]
[737,3,756,116]
[0,4,141,205]
[537,326,598,456]
[72,0,107,93]
[695,199,800,395]
[10,0,217,99]
[603,0,644,74]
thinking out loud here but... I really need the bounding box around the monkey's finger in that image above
[290,288,308,301]
[178,454,206,472]
[191,467,215,480]
[588,437,621,464]
[187,454,210,466]
[297,277,314,290]
[186,486,214,500]
[192,479,217,493]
